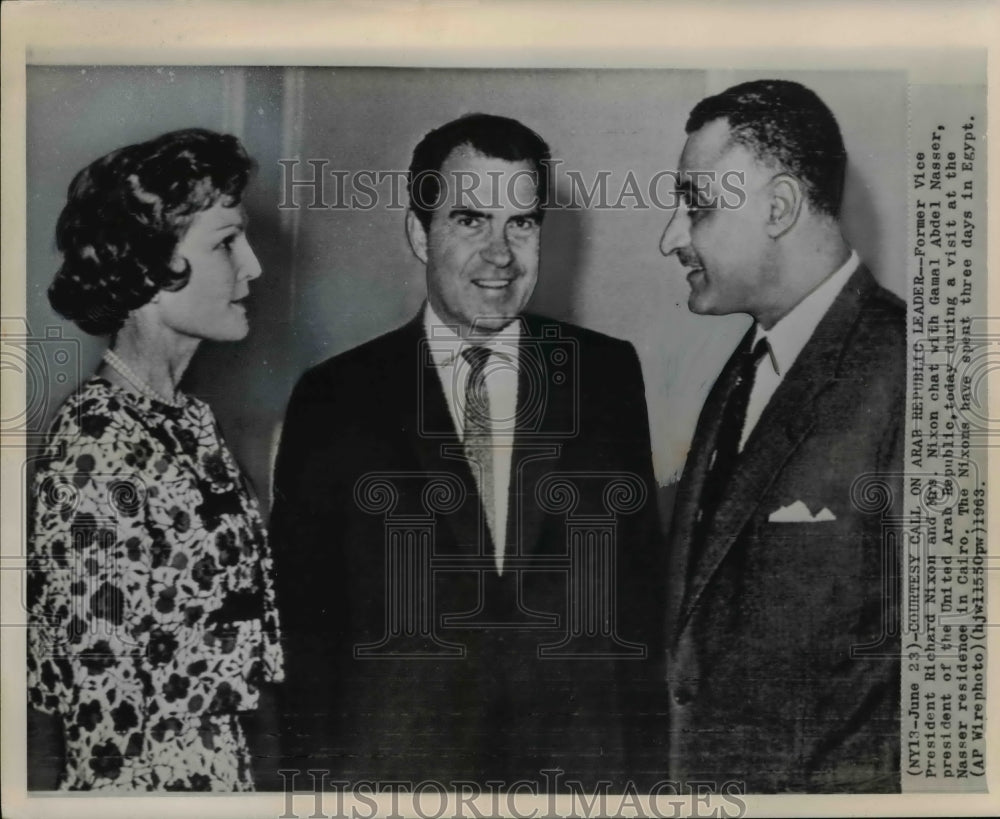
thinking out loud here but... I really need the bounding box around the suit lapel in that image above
[669,327,753,604]
[397,314,489,556]
[396,312,576,558]
[678,266,878,633]
[507,315,569,557]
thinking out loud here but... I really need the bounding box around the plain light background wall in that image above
[26,66,906,510]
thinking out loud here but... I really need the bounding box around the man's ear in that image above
[766,173,804,238]
[405,210,429,264]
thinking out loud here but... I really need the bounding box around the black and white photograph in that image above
[1,2,995,817]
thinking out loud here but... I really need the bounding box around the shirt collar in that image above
[753,250,860,377]
[423,301,521,368]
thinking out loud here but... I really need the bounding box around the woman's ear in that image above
[165,247,191,288]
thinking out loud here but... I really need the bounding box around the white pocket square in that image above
[768,500,836,522]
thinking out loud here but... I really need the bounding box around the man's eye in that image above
[456,215,483,228]
[510,216,538,232]
[687,201,713,222]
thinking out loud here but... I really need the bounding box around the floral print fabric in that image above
[27,378,283,790]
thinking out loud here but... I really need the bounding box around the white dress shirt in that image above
[740,251,860,452]
[423,303,519,574]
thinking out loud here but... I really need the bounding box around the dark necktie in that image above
[695,336,771,542]
[461,346,497,558]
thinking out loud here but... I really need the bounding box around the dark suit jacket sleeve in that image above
[608,342,663,654]
[269,366,349,764]
[807,311,904,790]
[598,341,667,781]
[271,368,320,631]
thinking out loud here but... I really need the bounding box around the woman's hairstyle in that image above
[48,128,254,336]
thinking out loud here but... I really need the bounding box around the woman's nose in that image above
[239,238,263,281]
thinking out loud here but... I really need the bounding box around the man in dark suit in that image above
[659,80,904,792]
[270,114,660,789]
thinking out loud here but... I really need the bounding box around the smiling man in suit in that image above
[659,80,904,792]
[270,113,660,788]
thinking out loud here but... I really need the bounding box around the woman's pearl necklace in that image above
[102,348,183,408]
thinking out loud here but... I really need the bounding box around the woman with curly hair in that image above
[27,128,283,791]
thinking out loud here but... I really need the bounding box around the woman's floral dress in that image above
[27,378,284,791]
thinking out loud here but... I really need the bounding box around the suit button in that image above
[672,684,695,706]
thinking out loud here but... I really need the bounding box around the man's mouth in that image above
[473,279,514,290]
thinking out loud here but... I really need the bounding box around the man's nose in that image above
[660,208,691,257]
[481,227,514,267]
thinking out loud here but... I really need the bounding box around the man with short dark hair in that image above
[660,80,904,791]
[271,113,660,787]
